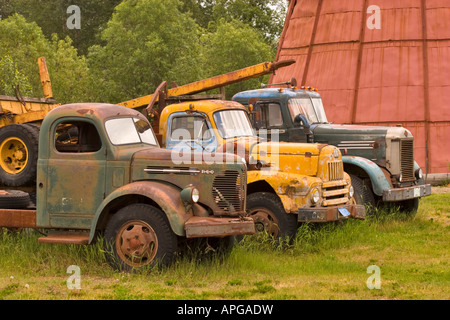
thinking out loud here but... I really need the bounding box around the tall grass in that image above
[0,191,449,299]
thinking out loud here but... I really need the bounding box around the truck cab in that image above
[232,86,432,213]
[159,100,365,240]
[0,103,254,271]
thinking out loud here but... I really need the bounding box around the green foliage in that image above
[0,55,33,96]
[0,14,92,103]
[88,0,204,103]
[200,19,274,98]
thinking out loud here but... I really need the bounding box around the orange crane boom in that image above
[118,60,295,110]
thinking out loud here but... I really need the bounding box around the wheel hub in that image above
[248,208,279,238]
[116,221,158,267]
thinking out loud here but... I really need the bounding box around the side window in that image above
[55,121,102,153]
[258,103,284,129]
[171,115,211,141]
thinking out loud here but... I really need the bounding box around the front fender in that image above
[247,169,321,213]
[88,181,195,243]
[342,156,391,196]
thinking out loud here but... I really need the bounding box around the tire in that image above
[246,192,297,240]
[0,190,31,209]
[349,174,376,212]
[0,124,40,187]
[104,203,178,272]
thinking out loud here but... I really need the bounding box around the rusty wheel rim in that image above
[115,220,158,268]
[247,207,279,238]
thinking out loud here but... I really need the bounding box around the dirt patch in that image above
[431,186,450,194]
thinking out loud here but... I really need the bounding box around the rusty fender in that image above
[88,181,206,243]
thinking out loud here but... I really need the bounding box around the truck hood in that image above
[221,136,327,176]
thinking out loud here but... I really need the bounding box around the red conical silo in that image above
[271,0,450,180]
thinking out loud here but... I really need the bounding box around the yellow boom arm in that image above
[118,60,295,110]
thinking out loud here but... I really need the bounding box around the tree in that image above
[88,0,204,103]
[180,0,287,46]
[0,0,122,55]
[0,14,91,103]
[200,19,274,99]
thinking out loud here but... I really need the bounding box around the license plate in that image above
[338,207,351,217]
[414,187,421,197]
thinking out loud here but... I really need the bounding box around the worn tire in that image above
[0,124,39,187]
[0,190,31,209]
[246,192,297,241]
[349,174,376,212]
[104,203,178,272]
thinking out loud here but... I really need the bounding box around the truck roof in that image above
[232,87,322,102]
[162,100,247,116]
[45,103,147,123]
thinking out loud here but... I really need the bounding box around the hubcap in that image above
[0,137,29,174]
[116,220,158,268]
[247,208,279,238]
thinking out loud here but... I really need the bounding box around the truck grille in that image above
[212,170,245,213]
[400,140,415,181]
[328,161,344,181]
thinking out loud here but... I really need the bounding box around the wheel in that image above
[349,174,376,211]
[0,124,39,187]
[246,192,297,240]
[103,203,178,272]
[0,190,31,209]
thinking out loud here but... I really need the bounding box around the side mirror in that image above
[294,114,310,129]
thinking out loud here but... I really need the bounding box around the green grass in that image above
[0,189,449,300]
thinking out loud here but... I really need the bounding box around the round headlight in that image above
[416,168,423,180]
[181,186,200,203]
[192,188,200,203]
[349,185,354,198]
[311,189,320,204]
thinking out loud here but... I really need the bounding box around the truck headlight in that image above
[348,186,354,199]
[181,186,200,203]
[415,168,423,180]
[311,188,320,204]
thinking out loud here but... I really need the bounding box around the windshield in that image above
[105,117,158,146]
[213,110,255,139]
[288,98,328,124]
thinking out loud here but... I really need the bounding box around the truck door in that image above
[166,112,216,152]
[252,102,289,142]
[44,119,106,229]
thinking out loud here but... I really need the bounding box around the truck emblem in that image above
[201,169,215,175]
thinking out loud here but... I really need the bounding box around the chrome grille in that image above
[212,170,244,213]
[400,140,414,181]
[328,161,344,181]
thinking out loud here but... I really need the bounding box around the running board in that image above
[38,232,89,245]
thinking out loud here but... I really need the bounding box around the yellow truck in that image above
[119,61,366,239]
[0,57,60,187]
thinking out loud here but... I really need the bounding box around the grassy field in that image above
[0,188,449,300]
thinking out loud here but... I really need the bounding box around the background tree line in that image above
[0,0,287,104]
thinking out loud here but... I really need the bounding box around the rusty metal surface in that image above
[0,209,36,228]
[272,0,450,175]
[383,183,432,202]
[37,232,89,245]
[184,216,255,238]
[297,203,365,222]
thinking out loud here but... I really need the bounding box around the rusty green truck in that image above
[0,103,254,271]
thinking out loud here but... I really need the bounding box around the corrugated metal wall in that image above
[271,0,450,176]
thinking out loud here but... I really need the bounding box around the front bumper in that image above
[297,204,366,223]
[184,216,255,238]
[382,184,432,202]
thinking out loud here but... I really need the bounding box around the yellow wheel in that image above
[0,137,29,174]
[0,124,39,187]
